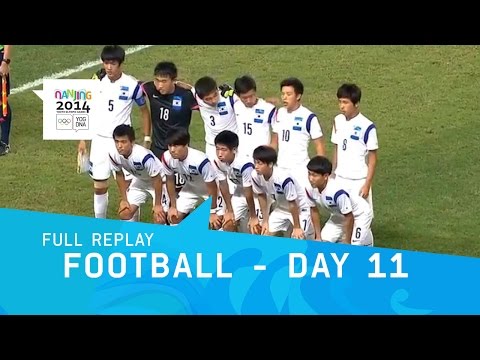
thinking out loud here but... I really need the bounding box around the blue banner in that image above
[0,200,478,315]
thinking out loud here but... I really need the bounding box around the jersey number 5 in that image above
[342,139,347,150]
[108,100,114,112]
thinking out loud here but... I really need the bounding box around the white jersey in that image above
[331,112,378,180]
[161,147,217,195]
[108,144,164,184]
[251,167,310,211]
[95,73,146,138]
[234,98,276,158]
[192,88,238,145]
[213,154,254,197]
[305,177,372,218]
[272,105,323,170]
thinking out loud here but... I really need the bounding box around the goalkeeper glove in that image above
[91,68,106,80]
[219,83,234,98]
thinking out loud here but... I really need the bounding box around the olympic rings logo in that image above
[57,118,71,125]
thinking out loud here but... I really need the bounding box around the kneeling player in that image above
[109,124,168,224]
[213,130,263,233]
[306,156,374,246]
[251,145,314,240]
[162,128,222,230]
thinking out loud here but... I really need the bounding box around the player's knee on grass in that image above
[170,211,188,225]
[118,204,139,221]
[119,207,135,221]
[222,218,237,232]
[153,212,167,225]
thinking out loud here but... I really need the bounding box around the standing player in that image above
[230,75,277,225]
[192,76,238,214]
[251,145,314,240]
[161,128,222,230]
[213,130,261,234]
[109,125,168,224]
[331,83,378,210]
[141,61,198,194]
[270,77,325,189]
[305,156,374,246]
[232,75,277,158]
[78,45,151,219]
[193,76,238,161]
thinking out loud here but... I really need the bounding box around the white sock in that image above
[94,192,108,218]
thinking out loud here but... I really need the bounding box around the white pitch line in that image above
[10,45,154,95]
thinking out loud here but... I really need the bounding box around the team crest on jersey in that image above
[293,116,303,131]
[173,96,182,110]
[132,161,143,170]
[217,102,228,116]
[351,125,362,141]
[119,86,129,101]
[274,183,284,194]
[254,109,264,123]
[188,165,199,175]
[325,196,336,207]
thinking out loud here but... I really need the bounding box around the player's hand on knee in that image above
[168,207,179,224]
[118,200,133,220]
[209,213,222,230]
[118,200,131,213]
[152,205,167,224]
[291,227,305,240]
[248,216,261,235]
[222,211,235,226]
[261,223,270,236]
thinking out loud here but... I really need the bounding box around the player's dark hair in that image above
[307,156,332,175]
[280,77,304,95]
[253,145,277,165]
[154,61,178,80]
[234,75,257,95]
[337,83,362,105]
[194,76,218,99]
[166,128,190,146]
[113,124,135,142]
[214,130,239,150]
[101,45,125,65]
